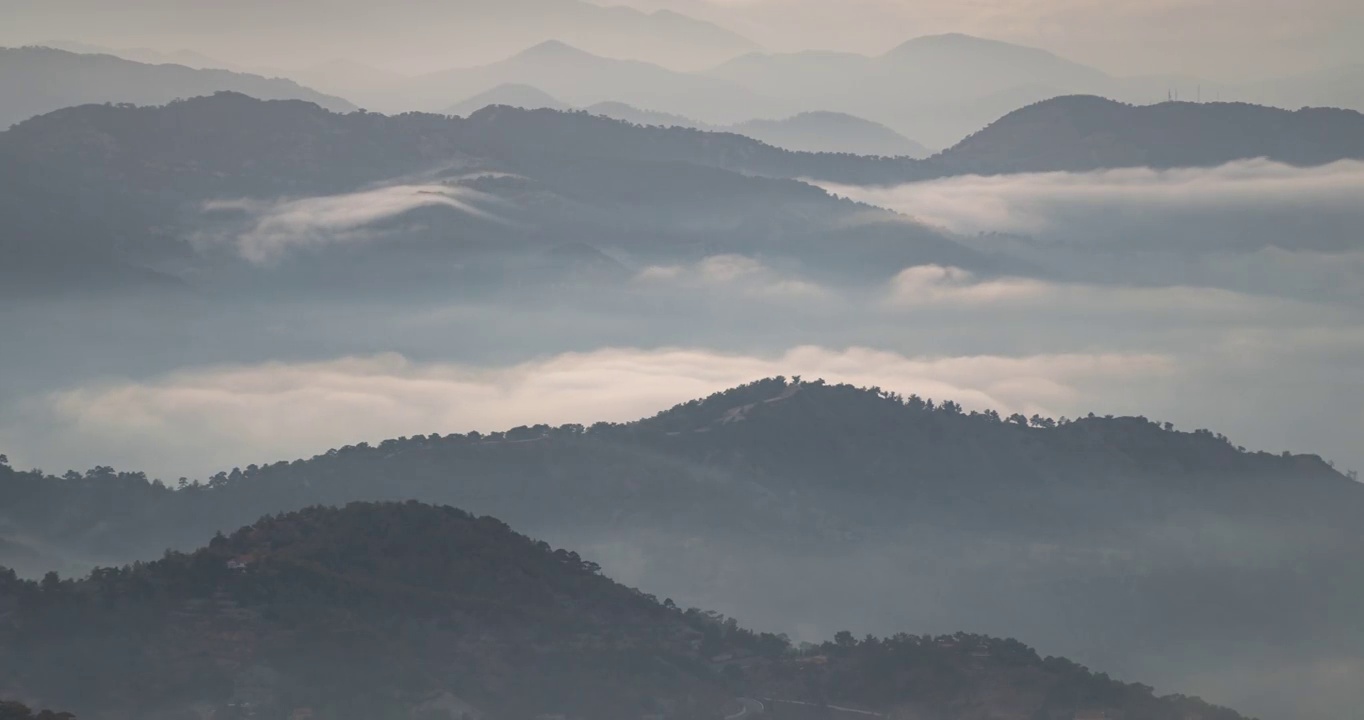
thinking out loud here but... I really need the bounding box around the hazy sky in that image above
[4,0,1361,79]
[609,0,1364,78]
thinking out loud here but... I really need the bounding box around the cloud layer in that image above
[2,346,1175,479]
[824,159,1364,239]
[202,184,500,262]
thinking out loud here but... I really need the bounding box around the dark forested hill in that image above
[0,93,971,294]
[0,501,1249,720]
[928,95,1364,175]
[10,92,1361,293]
[0,702,74,720]
[0,379,1360,719]
[0,47,355,130]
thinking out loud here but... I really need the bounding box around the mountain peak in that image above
[512,39,596,61]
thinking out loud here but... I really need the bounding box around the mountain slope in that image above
[931,95,1364,174]
[0,93,978,293]
[359,40,775,122]
[0,47,355,128]
[576,103,930,157]
[0,501,1251,720]
[733,112,930,157]
[446,84,568,115]
[705,33,1113,147]
[1,378,1359,720]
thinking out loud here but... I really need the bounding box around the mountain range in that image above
[4,92,1363,294]
[0,47,355,129]
[1,378,1360,719]
[446,85,931,157]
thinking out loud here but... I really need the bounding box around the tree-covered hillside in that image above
[0,501,1251,720]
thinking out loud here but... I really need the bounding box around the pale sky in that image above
[601,0,1364,79]
[3,0,1362,79]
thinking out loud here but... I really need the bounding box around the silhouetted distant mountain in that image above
[706,33,1112,147]
[581,103,929,156]
[733,112,930,157]
[0,47,356,129]
[39,40,233,70]
[585,101,700,128]
[445,83,569,115]
[931,95,1364,174]
[880,33,1110,92]
[703,32,1364,148]
[355,40,775,123]
[0,500,1252,720]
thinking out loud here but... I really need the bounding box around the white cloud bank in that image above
[635,254,829,300]
[823,159,1364,238]
[1,346,1173,479]
[202,184,501,262]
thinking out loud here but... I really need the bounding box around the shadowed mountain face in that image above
[0,379,1359,719]
[450,90,932,157]
[730,112,930,158]
[0,500,1252,720]
[0,47,355,129]
[445,83,570,115]
[702,33,1364,148]
[0,92,980,294]
[349,40,769,123]
[939,95,1364,174]
[5,92,1364,295]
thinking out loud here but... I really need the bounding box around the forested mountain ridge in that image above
[0,47,356,130]
[0,501,1251,720]
[0,92,976,293]
[9,91,1364,292]
[1,377,1351,571]
[1,379,1357,718]
[936,95,1364,175]
[0,702,74,720]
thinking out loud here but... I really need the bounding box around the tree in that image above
[834,630,857,648]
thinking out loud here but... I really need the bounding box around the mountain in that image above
[703,32,1364,149]
[930,95,1364,175]
[37,40,233,70]
[580,103,929,156]
[0,93,975,294]
[704,33,1113,147]
[0,500,1251,720]
[584,101,701,128]
[446,84,569,116]
[6,0,758,74]
[1,378,1359,719]
[0,47,355,129]
[7,92,1364,292]
[0,702,73,720]
[732,112,930,157]
[354,40,778,123]
[585,103,931,157]
[879,34,1111,95]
